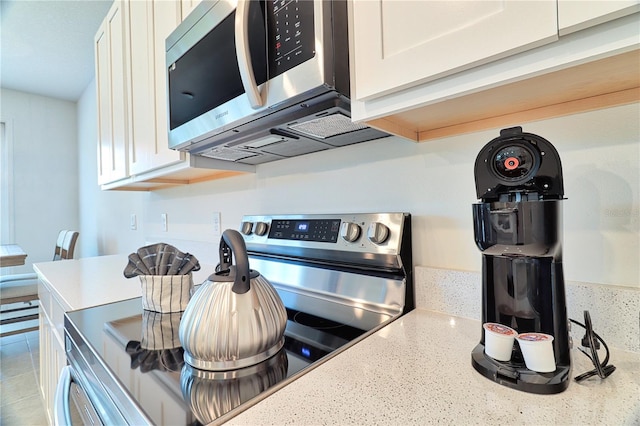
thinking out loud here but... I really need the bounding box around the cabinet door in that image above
[150,0,184,169]
[351,0,558,101]
[38,311,53,424]
[95,1,129,183]
[127,0,153,174]
[128,0,183,175]
[95,22,111,185]
[558,0,640,35]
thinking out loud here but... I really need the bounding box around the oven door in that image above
[58,325,153,425]
[54,366,102,426]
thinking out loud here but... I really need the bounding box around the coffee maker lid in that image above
[474,127,564,202]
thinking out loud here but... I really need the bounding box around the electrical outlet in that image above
[130,214,137,230]
[161,213,168,232]
[212,212,221,235]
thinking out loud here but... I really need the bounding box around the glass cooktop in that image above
[65,297,366,425]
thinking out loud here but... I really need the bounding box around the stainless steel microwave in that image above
[165,0,388,165]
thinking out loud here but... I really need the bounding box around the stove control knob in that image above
[340,222,361,243]
[240,221,254,235]
[367,222,390,245]
[254,221,269,236]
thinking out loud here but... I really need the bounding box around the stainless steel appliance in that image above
[470,127,571,394]
[165,0,388,165]
[179,229,289,371]
[59,213,412,424]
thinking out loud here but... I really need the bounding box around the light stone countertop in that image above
[33,254,214,311]
[226,309,640,425]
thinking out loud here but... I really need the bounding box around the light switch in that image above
[161,213,168,232]
[130,214,137,230]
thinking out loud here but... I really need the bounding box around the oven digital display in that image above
[269,219,341,242]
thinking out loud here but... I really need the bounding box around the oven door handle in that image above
[235,0,263,109]
[54,365,73,426]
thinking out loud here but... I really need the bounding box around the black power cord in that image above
[569,310,616,382]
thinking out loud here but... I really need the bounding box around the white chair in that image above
[0,230,79,337]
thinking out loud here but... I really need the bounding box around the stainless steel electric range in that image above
[61,213,413,425]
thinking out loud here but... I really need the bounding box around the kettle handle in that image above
[218,239,232,272]
[220,229,251,294]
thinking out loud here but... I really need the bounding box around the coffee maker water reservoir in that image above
[471,127,571,394]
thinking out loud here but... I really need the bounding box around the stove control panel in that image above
[240,213,409,258]
[269,218,341,243]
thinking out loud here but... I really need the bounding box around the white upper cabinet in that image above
[95,1,129,185]
[349,0,640,142]
[127,0,183,176]
[558,0,640,35]
[352,0,558,101]
[95,0,253,190]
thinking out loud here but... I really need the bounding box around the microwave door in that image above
[167,1,268,145]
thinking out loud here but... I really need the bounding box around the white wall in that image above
[0,88,79,274]
[77,79,639,288]
[77,80,144,258]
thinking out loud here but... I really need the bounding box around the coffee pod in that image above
[483,323,517,361]
[516,332,556,373]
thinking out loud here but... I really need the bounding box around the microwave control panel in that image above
[269,0,315,76]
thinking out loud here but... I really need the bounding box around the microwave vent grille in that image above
[201,148,259,162]
[288,113,369,139]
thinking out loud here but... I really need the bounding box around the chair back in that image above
[53,230,79,261]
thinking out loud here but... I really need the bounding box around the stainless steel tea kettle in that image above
[179,229,287,371]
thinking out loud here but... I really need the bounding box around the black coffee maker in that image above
[471,127,571,394]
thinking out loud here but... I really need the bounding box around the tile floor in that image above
[0,330,48,425]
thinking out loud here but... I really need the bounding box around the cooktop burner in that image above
[289,309,365,341]
[293,311,347,329]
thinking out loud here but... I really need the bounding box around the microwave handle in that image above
[235,0,263,109]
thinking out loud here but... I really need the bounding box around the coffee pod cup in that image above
[483,323,517,361]
[516,332,556,373]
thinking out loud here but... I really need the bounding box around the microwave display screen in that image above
[268,0,315,77]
